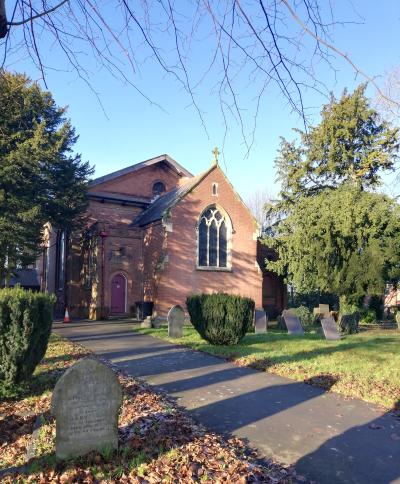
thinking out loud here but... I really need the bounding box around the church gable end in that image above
[89,156,192,200]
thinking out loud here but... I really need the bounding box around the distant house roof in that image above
[90,154,193,188]
[88,191,151,207]
[133,167,214,227]
[4,269,40,288]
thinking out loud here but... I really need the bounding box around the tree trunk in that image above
[0,0,7,38]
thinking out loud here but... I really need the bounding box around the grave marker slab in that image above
[168,305,185,337]
[51,358,122,460]
[321,316,341,341]
[319,304,330,316]
[282,310,304,335]
[255,308,268,333]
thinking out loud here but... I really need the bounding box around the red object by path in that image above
[63,308,70,323]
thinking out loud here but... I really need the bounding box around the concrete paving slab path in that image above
[53,321,400,484]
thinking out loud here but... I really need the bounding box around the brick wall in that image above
[154,165,263,316]
[142,221,166,303]
[89,162,184,199]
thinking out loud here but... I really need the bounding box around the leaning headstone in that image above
[51,358,122,459]
[282,310,304,335]
[255,308,268,333]
[168,305,185,337]
[321,316,341,341]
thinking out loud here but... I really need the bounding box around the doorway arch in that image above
[110,273,127,314]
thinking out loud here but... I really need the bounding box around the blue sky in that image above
[4,1,400,201]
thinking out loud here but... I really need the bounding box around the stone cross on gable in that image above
[212,146,220,165]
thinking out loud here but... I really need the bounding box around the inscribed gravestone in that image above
[282,310,304,335]
[255,308,268,333]
[51,358,122,459]
[168,305,185,337]
[321,316,341,341]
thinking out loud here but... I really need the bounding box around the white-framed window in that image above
[197,205,231,269]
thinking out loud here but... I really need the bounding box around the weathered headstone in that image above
[51,358,122,459]
[321,316,341,341]
[255,308,268,333]
[319,304,330,316]
[313,304,330,316]
[168,305,185,337]
[282,310,304,335]
[141,316,152,328]
[313,307,321,316]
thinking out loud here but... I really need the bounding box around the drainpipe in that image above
[99,230,108,319]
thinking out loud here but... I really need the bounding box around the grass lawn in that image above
[135,325,400,412]
[0,334,296,482]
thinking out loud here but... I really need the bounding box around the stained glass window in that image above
[198,206,229,268]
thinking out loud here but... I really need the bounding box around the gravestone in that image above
[282,310,304,335]
[168,305,185,337]
[321,316,341,341]
[141,316,152,328]
[255,308,268,333]
[51,358,122,459]
[313,304,330,316]
[319,304,330,316]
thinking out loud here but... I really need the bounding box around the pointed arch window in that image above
[198,206,230,268]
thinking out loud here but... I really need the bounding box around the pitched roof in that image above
[133,167,214,227]
[90,154,193,188]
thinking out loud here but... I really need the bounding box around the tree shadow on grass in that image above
[215,334,399,368]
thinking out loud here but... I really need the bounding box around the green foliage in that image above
[186,293,255,345]
[275,85,399,207]
[0,287,55,388]
[288,291,338,311]
[0,71,93,281]
[368,296,383,319]
[289,306,314,331]
[359,309,377,325]
[268,186,400,305]
[265,86,400,307]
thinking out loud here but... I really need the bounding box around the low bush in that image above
[186,293,255,345]
[359,308,377,325]
[0,287,55,389]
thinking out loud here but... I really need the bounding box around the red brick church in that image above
[37,154,286,320]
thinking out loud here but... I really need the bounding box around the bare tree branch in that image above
[280,0,400,109]
[1,0,398,151]
[7,0,68,27]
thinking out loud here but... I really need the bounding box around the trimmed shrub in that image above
[186,293,255,345]
[0,287,55,388]
[368,296,383,320]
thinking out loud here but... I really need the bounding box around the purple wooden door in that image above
[111,274,126,313]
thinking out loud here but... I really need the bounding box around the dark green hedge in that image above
[0,287,55,388]
[186,293,255,345]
